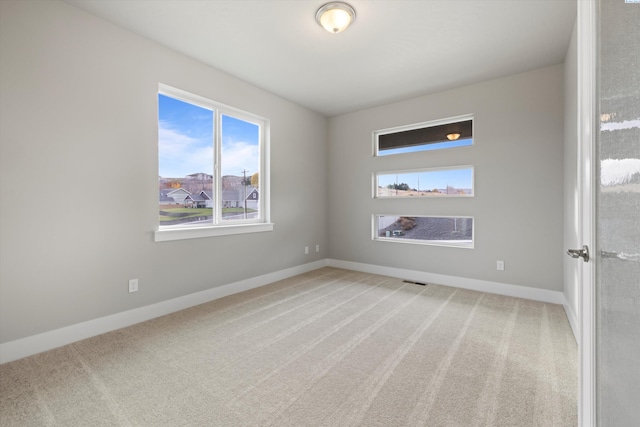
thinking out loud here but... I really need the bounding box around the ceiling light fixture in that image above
[315,2,356,34]
[447,133,461,141]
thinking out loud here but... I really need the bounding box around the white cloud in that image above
[158,121,213,177]
[159,122,258,178]
[221,140,259,176]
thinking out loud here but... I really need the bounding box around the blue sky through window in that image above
[221,115,259,177]
[158,94,259,178]
[378,138,472,156]
[378,167,473,192]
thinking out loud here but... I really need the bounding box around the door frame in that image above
[577,0,597,425]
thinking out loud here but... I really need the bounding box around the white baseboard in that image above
[1,258,570,364]
[327,259,565,305]
[0,260,328,364]
[563,299,579,344]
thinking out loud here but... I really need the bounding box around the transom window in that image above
[374,215,474,248]
[374,166,474,198]
[374,115,473,156]
[155,84,271,242]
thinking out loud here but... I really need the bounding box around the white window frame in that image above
[155,84,272,242]
[372,214,475,248]
[373,165,474,199]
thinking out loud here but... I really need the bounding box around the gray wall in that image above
[596,0,640,424]
[328,65,565,291]
[0,0,570,348]
[0,0,328,344]
[563,22,579,325]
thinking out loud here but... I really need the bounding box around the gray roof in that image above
[222,187,258,201]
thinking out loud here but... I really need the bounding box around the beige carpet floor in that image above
[0,267,577,426]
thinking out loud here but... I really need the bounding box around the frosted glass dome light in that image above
[315,2,356,34]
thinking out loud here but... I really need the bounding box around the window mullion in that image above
[214,109,222,225]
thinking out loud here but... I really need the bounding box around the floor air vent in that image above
[402,280,428,286]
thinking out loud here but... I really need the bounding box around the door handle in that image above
[567,245,590,262]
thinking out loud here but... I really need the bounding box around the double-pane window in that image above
[157,84,268,239]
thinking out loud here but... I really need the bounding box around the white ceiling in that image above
[65,0,576,117]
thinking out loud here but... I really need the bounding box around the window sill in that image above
[154,223,274,242]
[374,237,474,249]
[373,194,474,200]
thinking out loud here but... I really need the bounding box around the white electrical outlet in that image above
[316,244,320,252]
[129,279,139,293]
[304,246,309,255]
[496,260,505,271]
